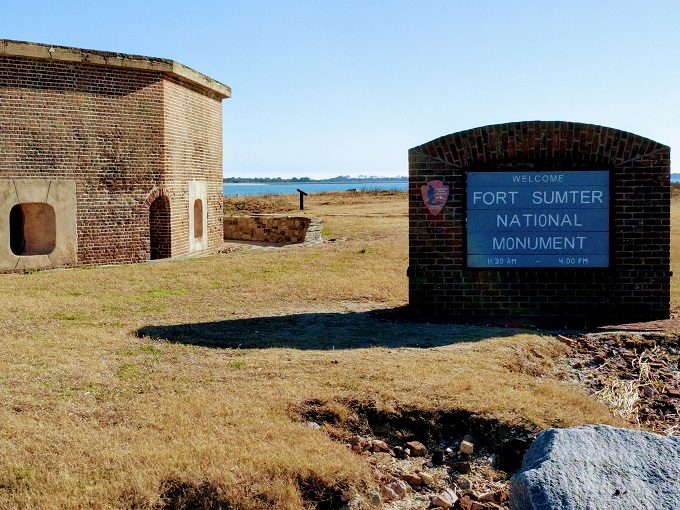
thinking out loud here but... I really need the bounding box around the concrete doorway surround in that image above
[0,180,77,271]
[188,180,208,253]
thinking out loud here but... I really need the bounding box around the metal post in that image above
[296,188,308,210]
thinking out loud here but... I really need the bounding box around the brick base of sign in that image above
[408,121,671,324]
[223,215,322,244]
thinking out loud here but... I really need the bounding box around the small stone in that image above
[431,449,445,465]
[493,488,509,503]
[463,434,476,444]
[400,472,422,486]
[471,501,495,510]
[642,386,656,397]
[367,489,382,507]
[382,480,409,501]
[380,485,398,502]
[419,472,435,487]
[393,446,408,459]
[458,495,474,510]
[460,440,474,455]
[406,440,427,457]
[478,492,495,502]
[370,439,390,453]
[431,488,458,508]
[452,460,471,473]
[349,437,367,453]
[306,421,321,430]
[341,487,358,502]
[455,476,472,490]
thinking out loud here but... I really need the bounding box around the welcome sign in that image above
[466,170,609,268]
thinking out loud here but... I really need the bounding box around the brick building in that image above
[409,121,671,324]
[0,39,231,271]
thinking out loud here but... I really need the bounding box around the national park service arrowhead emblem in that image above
[421,179,449,215]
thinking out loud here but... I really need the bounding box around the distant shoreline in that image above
[224,180,405,185]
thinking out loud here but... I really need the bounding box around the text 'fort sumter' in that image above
[466,171,609,268]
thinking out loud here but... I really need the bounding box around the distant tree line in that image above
[223,175,408,183]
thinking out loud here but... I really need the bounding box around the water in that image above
[223,181,408,196]
[672,174,680,183]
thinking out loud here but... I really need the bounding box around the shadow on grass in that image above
[135,307,524,350]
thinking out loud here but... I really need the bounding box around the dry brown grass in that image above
[0,190,656,509]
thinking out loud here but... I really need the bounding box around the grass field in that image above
[0,191,675,509]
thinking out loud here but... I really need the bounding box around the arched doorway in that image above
[149,195,171,260]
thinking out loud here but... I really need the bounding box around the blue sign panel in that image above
[466,171,609,268]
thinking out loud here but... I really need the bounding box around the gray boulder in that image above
[510,425,680,510]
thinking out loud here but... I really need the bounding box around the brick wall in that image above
[0,56,224,267]
[408,121,671,324]
[0,56,164,265]
[162,77,223,257]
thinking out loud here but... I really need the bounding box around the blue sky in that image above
[2,1,679,178]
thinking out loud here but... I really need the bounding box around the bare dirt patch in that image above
[557,332,679,435]
[297,400,532,509]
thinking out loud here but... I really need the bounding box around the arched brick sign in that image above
[408,121,671,323]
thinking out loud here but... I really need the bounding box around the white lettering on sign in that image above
[492,236,588,251]
[512,174,564,183]
[472,191,518,205]
[496,213,584,228]
[466,170,609,268]
[531,190,604,205]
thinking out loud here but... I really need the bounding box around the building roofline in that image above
[0,39,231,99]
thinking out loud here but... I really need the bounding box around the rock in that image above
[406,440,427,457]
[458,495,474,510]
[452,460,471,473]
[380,484,399,502]
[349,437,367,453]
[459,440,474,455]
[381,480,409,501]
[477,491,495,502]
[419,471,435,487]
[454,476,472,490]
[370,439,390,453]
[431,488,458,508]
[341,487,358,502]
[367,489,382,507]
[463,434,476,444]
[306,421,321,429]
[642,385,656,397]
[491,488,508,503]
[431,449,445,465]
[510,425,680,510]
[399,472,422,486]
[392,446,408,459]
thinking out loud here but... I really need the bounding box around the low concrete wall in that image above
[223,215,322,244]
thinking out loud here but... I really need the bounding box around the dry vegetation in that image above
[0,190,676,509]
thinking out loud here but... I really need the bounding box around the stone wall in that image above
[408,121,671,323]
[223,215,322,244]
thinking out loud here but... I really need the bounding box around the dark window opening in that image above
[150,196,171,260]
[9,203,56,256]
[193,199,203,239]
